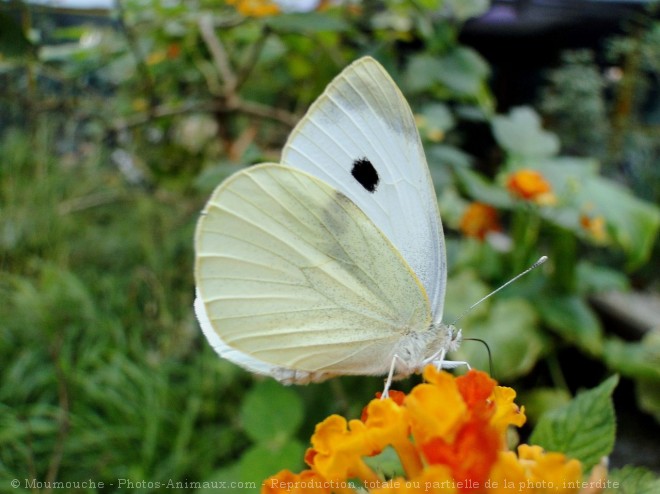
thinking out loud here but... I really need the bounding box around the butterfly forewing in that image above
[282,57,447,322]
[195,164,431,376]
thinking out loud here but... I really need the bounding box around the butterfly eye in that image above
[351,157,379,193]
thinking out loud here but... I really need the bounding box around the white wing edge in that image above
[193,293,332,384]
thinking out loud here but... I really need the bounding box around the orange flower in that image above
[227,0,280,16]
[489,386,526,435]
[459,202,501,240]
[262,368,602,493]
[580,214,608,243]
[507,170,556,205]
[306,415,380,483]
[166,43,181,60]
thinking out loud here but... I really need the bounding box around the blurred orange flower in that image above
[580,214,608,243]
[262,368,602,493]
[227,0,280,16]
[459,203,501,240]
[166,43,181,60]
[507,170,556,205]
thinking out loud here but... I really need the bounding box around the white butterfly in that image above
[194,56,465,393]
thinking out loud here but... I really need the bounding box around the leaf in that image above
[451,163,512,208]
[492,107,560,159]
[363,446,405,478]
[453,297,548,381]
[529,375,619,470]
[239,441,306,487]
[580,176,660,270]
[603,331,660,382]
[240,380,303,444]
[428,144,473,178]
[265,12,349,33]
[576,261,629,294]
[404,48,489,97]
[536,295,604,356]
[435,47,490,97]
[419,103,455,134]
[444,0,491,21]
[636,378,660,423]
[197,463,241,494]
[443,270,491,323]
[518,388,572,425]
[0,12,35,59]
[532,158,660,269]
[605,466,660,494]
[404,54,444,93]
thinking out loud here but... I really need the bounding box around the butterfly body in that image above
[194,57,460,386]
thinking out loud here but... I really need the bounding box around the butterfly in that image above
[194,56,466,394]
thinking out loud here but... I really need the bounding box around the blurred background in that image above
[1,0,659,492]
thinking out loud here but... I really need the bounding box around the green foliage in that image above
[530,375,619,470]
[540,50,610,157]
[447,271,548,381]
[238,382,305,484]
[518,387,572,425]
[492,107,560,161]
[606,466,660,494]
[1,0,659,490]
[536,295,604,356]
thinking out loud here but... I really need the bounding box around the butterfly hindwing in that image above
[194,164,431,377]
[282,57,447,322]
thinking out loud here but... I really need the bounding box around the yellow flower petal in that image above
[363,398,423,478]
[263,367,590,494]
[490,386,526,434]
[308,415,380,483]
[488,451,527,493]
[405,370,467,445]
[518,444,583,493]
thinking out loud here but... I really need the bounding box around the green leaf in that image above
[240,380,303,444]
[404,48,489,97]
[443,269,491,323]
[435,47,490,97]
[605,466,660,494]
[636,378,660,423]
[197,463,241,494]
[453,297,548,381]
[531,159,660,269]
[580,176,660,270]
[0,12,35,59]
[266,12,349,33]
[364,446,405,478]
[444,0,491,21]
[419,102,455,134]
[576,261,629,294]
[518,388,572,425]
[427,145,473,179]
[603,331,660,382]
[529,375,619,470]
[492,107,560,160]
[536,295,603,356]
[451,163,512,208]
[404,54,444,93]
[239,441,306,488]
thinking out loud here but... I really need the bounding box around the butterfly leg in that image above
[438,360,471,370]
[422,348,471,372]
[381,354,405,399]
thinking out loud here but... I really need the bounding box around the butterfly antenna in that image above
[463,338,494,376]
[451,256,548,326]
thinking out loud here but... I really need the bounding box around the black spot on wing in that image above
[351,158,379,193]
